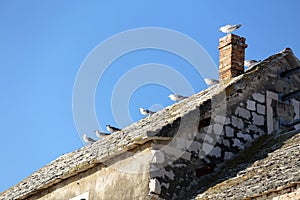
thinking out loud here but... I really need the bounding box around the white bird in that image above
[82,134,96,144]
[106,125,121,133]
[244,60,260,67]
[219,24,242,34]
[139,107,156,116]
[168,94,188,103]
[94,129,110,139]
[204,78,219,86]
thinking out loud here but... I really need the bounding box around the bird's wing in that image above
[178,95,187,98]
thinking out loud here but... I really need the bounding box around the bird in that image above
[244,60,261,67]
[106,125,121,133]
[139,107,156,117]
[94,129,110,139]
[82,134,96,144]
[204,78,219,86]
[219,24,242,34]
[168,94,188,103]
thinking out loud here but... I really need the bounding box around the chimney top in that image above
[218,34,248,81]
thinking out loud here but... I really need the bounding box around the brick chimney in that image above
[218,34,248,81]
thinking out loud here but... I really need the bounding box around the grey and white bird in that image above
[204,78,219,86]
[168,94,188,102]
[94,129,110,139]
[106,125,121,133]
[219,24,242,34]
[244,60,260,67]
[139,107,156,116]
[82,134,96,144]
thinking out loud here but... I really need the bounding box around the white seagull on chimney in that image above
[219,24,242,34]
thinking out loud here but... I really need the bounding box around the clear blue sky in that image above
[0,0,299,192]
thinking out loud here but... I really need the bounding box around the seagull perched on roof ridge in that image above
[106,125,121,133]
[244,60,261,67]
[94,129,110,139]
[139,107,156,117]
[204,78,219,86]
[219,24,242,34]
[168,94,188,103]
[82,134,96,144]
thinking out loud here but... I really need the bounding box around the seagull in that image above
[244,60,261,67]
[204,78,219,86]
[168,94,188,103]
[82,134,96,144]
[139,107,156,117]
[106,125,121,133]
[94,129,110,139]
[219,24,242,34]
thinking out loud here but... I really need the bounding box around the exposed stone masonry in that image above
[147,48,300,199]
[1,48,299,200]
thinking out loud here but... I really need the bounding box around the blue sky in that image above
[0,0,299,192]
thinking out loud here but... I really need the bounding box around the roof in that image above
[0,48,297,200]
[0,66,233,200]
[195,129,300,200]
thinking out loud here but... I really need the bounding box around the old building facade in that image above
[1,34,300,200]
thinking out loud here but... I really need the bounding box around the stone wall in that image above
[147,49,300,199]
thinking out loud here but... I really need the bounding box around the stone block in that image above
[252,93,265,103]
[222,139,231,147]
[247,100,256,111]
[149,179,161,194]
[225,126,234,137]
[202,143,214,155]
[189,141,201,152]
[151,150,165,164]
[235,106,251,119]
[213,123,223,135]
[252,112,265,126]
[232,116,244,129]
[257,103,266,115]
[208,146,222,158]
[214,115,226,124]
[224,117,231,125]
